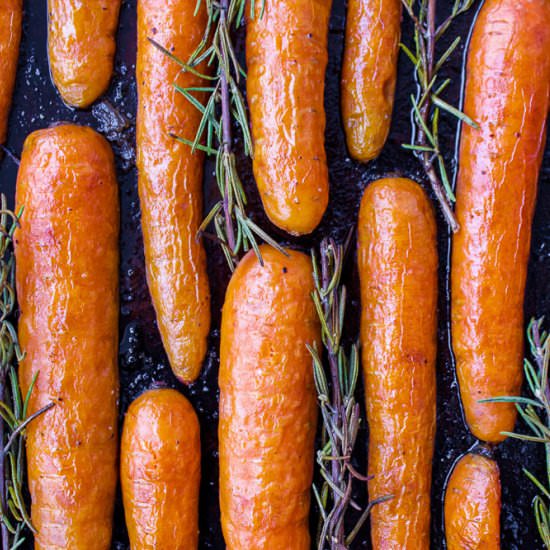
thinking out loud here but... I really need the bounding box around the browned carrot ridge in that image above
[451,0,550,443]
[219,246,320,549]
[15,124,119,549]
[137,0,211,383]
[445,452,501,550]
[358,177,438,548]
[121,388,201,549]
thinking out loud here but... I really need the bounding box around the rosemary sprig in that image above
[309,236,391,549]
[155,0,282,269]
[0,197,52,550]
[400,0,477,232]
[481,318,550,547]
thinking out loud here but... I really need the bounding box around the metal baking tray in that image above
[0,1,547,548]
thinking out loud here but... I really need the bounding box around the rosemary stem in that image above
[424,163,459,231]
[423,0,458,231]
[219,0,237,253]
[0,373,7,550]
[177,0,281,266]
[3,402,55,456]
[316,239,361,549]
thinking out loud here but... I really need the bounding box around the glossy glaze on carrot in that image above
[137,0,210,384]
[121,389,201,550]
[219,246,319,549]
[15,125,119,550]
[246,1,331,235]
[445,453,501,549]
[451,0,550,443]
[0,0,22,143]
[358,178,437,548]
[48,0,121,107]
[341,0,401,162]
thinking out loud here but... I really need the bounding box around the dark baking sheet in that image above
[1,0,548,548]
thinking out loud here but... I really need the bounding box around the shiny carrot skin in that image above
[219,246,319,549]
[0,0,21,143]
[48,0,121,107]
[121,389,201,550]
[445,453,501,549]
[358,178,437,548]
[246,1,331,235]
[15,124,119,550]
[341,0,401,162]
[451,0,550,443]
[137,0,210,384]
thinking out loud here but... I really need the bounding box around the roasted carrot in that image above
[137,0,210,384]
[121,388,201,550]
[219,245,319,549]
[48,0,121,107]
[341,0,401,162]
[0,0,21,143]
[246,0,331,235]
[358,177,437,548]
[451,0,550,443]
[445,452,501,550]
[15,124,119,549]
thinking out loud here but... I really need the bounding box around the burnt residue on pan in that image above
[0,1,548,549]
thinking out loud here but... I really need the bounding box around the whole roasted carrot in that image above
[15,124,119,549]
[219,245,319,549]
[358,177,437,548]
[451,0,550,443]
[48,0,121,108]
[137,0,210,384]
[341,0,401,162]
[445,452,501,550]
[121,388,201,550]
[246,1,331,235]
[0,0,21,143]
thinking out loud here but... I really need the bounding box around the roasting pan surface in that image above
[1,1,548,548]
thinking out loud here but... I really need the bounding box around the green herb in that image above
[0,197,53,550]
[400,0,477,232]
[481,318,550,547]
[153,0,283,269]
[309,236,391,549]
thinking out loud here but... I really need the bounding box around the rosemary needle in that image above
[482,318,550,548]
[0,196,51,550]
[310,235,391,550]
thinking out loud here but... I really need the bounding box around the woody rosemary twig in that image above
[308,236,391,550]
[482,319,550,547]
[400,0,477,232]
[152,0,282,269]
[0,197,52,550]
